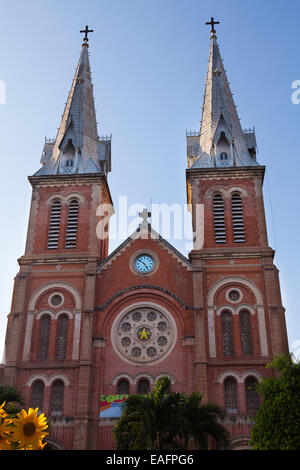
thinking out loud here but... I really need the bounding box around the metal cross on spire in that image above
[205,17,220,34]
[80,25,94,42]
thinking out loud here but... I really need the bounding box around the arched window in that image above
[47,200,61,250]
[138,379,150,395]
[224,378,238,414]
[231,192,245,243]
[65,159,74,168]
[245,377,259,415]
[213,193,226,243]
[221,310,234,356]
[240,310,253,356]
[65,199,79,249]
[56,314,68,360]
[50,380,64,416]
[117,379,130,395]
[38,315,51,361]
[31,380,44,410]
[220,152,228,160]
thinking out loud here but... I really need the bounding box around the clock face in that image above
[134,254,154,273]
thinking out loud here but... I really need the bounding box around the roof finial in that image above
[205,17,219,38]
[80,25,94,47]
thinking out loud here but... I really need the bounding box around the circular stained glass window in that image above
[112,306,176,365]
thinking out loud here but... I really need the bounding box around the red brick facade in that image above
[0,35,289,451]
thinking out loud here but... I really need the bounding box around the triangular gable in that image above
[97,224,192,272]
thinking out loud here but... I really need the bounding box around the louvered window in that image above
[245,378,259,415]
[65,199,79,249]
[47,200,61,250]
[240,310,253,356]
[231,193,245,243]
[224,378,238,413]
[221,310,234,356]
[38,315,51,361]
[50,380,64,416]
[117,379,130,395]
[213,194,226,243]
[56,315,68,359]
[31,380,44,410]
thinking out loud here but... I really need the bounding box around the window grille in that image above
[47,200,61,250]
[138,379,150,395]
[38,315,51,361]
[221,310,234,356]
[240,310,253,356]
[213,194,226,243]
[65,199,79,249]
[56,315,68,359]
[31,380,44,410]
[231,193,245,243]
[245,378,259,415]
[117,379,130,395]
[50,380,64,416]
[224,378,238,413]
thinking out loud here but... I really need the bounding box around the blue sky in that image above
[0,0,299,360]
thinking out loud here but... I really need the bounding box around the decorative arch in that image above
[112,373,134,385]
[207,277,267,358]
[207,277,263,307]
[24,283,82,362]
[28,281,82,311]
[25,373,71,387]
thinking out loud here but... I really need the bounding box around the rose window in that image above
[113,306,176,364]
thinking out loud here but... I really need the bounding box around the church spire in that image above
[187,19,258,169]
[35,27,111,176]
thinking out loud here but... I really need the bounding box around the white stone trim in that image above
[112,373,134,385]
[207,276,263,307]
[45,192,85,205]
[216,371,243,384]
[216,305,235,316]
[28,281,82,311]
[36,309,55,320]
[48,292,64,308]
[208,308,216,357]
[72,310,81,360]
[25,373,70,387]
[236,304,256,315]
[257,307,268,357]
[225,287,243,304]
[216,370,262,384]
[133,373,155,385]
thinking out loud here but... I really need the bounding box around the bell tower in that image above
[186,20,289,406]
[3,29,113,449]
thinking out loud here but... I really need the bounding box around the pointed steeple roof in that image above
[187,25,259,169]
[52,42,98,163]
[34,34,111,177]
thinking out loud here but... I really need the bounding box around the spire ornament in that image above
[80,25,94,46]
[205,17,219,37]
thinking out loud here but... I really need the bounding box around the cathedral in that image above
[0,21,289,450]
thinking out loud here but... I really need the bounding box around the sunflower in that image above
[0,402,8,419]
[11,408,48,450]
[0,419,12,450]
